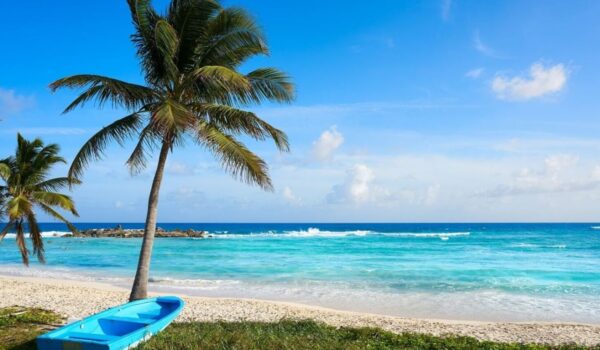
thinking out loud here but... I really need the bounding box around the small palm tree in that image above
[51,0,294,300]
[0,134,79,265]
[0,187,7,218]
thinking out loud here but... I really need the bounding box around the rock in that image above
[72,228,209,238]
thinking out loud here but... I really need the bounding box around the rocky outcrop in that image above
[65,226,210,238]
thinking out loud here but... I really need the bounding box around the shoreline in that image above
[1,275,599,345]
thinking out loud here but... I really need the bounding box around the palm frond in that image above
[31,192,78,216]
[36,177,81,192]
[246,68,295,103]
[126,124,161,175]
[167,0,220,70]
[151,99,194,134]
[14,220,29,266]
[23,143,67,187]
[0,221,14,241]
[26,211,45,263]
[154,20,180,82]
[188,65,252,104]
[128,0,166,87]
[0,162,10,181]
[7,195,32,220]
[50,75,156,113]
[199,7,268,67]
[195,104,289,151]
[38,203,79,235]
[191,65,250,91]
[195,122,272,190]
[68,112,142,180]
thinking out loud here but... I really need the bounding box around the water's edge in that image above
[0,223,599,323]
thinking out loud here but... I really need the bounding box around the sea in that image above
[0,223,599,323]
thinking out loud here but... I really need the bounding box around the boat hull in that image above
[37,296,184,350]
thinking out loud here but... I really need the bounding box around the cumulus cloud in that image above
[478,154,600,197]
[312,126,344,162]
[424,184,441,205]
[0,87,35,118]
[492,63,567,101]
[466,68,484,79]
[282,186,301,205]
[327,164,391,204]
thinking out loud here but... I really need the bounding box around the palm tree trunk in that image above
[129,140,170,301]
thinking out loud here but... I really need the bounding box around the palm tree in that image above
[0,134,79,265]
[0,187,7,219]
[50,0,294,300]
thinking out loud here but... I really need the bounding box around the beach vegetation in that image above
[136,320,600,350]
[0,306,63,350]
[2,309,597,350]
[50,0,294,301]
[0,134,79,265]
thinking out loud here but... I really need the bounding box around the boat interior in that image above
[47,297,181,344]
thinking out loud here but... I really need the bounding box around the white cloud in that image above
[466,68,484,79]
[327,164,391,204]
[493,138,522,153]
[312,126,344,162]
[0,88,35,117]
[113,200,137,211]
[424,184,441,205]
[492,63,567,101]
[473,30,498,57]
[477,154,600,197]
[166,186,206,202]
[441,0,452,21]
[282,186,301,205]
[166,161,193,176]
[255,101,476,120]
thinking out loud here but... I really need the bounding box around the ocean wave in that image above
[2,231,71,239]
[591,226,600,230]
[210,228,470,240]
[148,277,241,288]
[512,243,567,249]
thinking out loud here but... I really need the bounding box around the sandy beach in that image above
[1,275,599,346]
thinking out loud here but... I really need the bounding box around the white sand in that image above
[1,275,599,345]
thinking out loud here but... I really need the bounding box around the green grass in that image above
[0,307,63,350]
[1,307,598,350]
[137,320,600,350]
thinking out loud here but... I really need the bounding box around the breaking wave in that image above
[2,231,71,239]
[211,228,470,240]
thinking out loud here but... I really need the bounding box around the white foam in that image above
[148,277,241,290]
[512,243,567,249]
[2,231,71,239]
[1,264,598,323]
[210,228,470,239]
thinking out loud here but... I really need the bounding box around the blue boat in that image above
[36,296,184,350]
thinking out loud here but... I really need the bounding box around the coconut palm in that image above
[0,187,7,218]
[50,0,294,300]
[0,134,79,265]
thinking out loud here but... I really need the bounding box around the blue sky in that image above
[1,0,600,222]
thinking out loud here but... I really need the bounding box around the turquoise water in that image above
[1,223,599,322]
